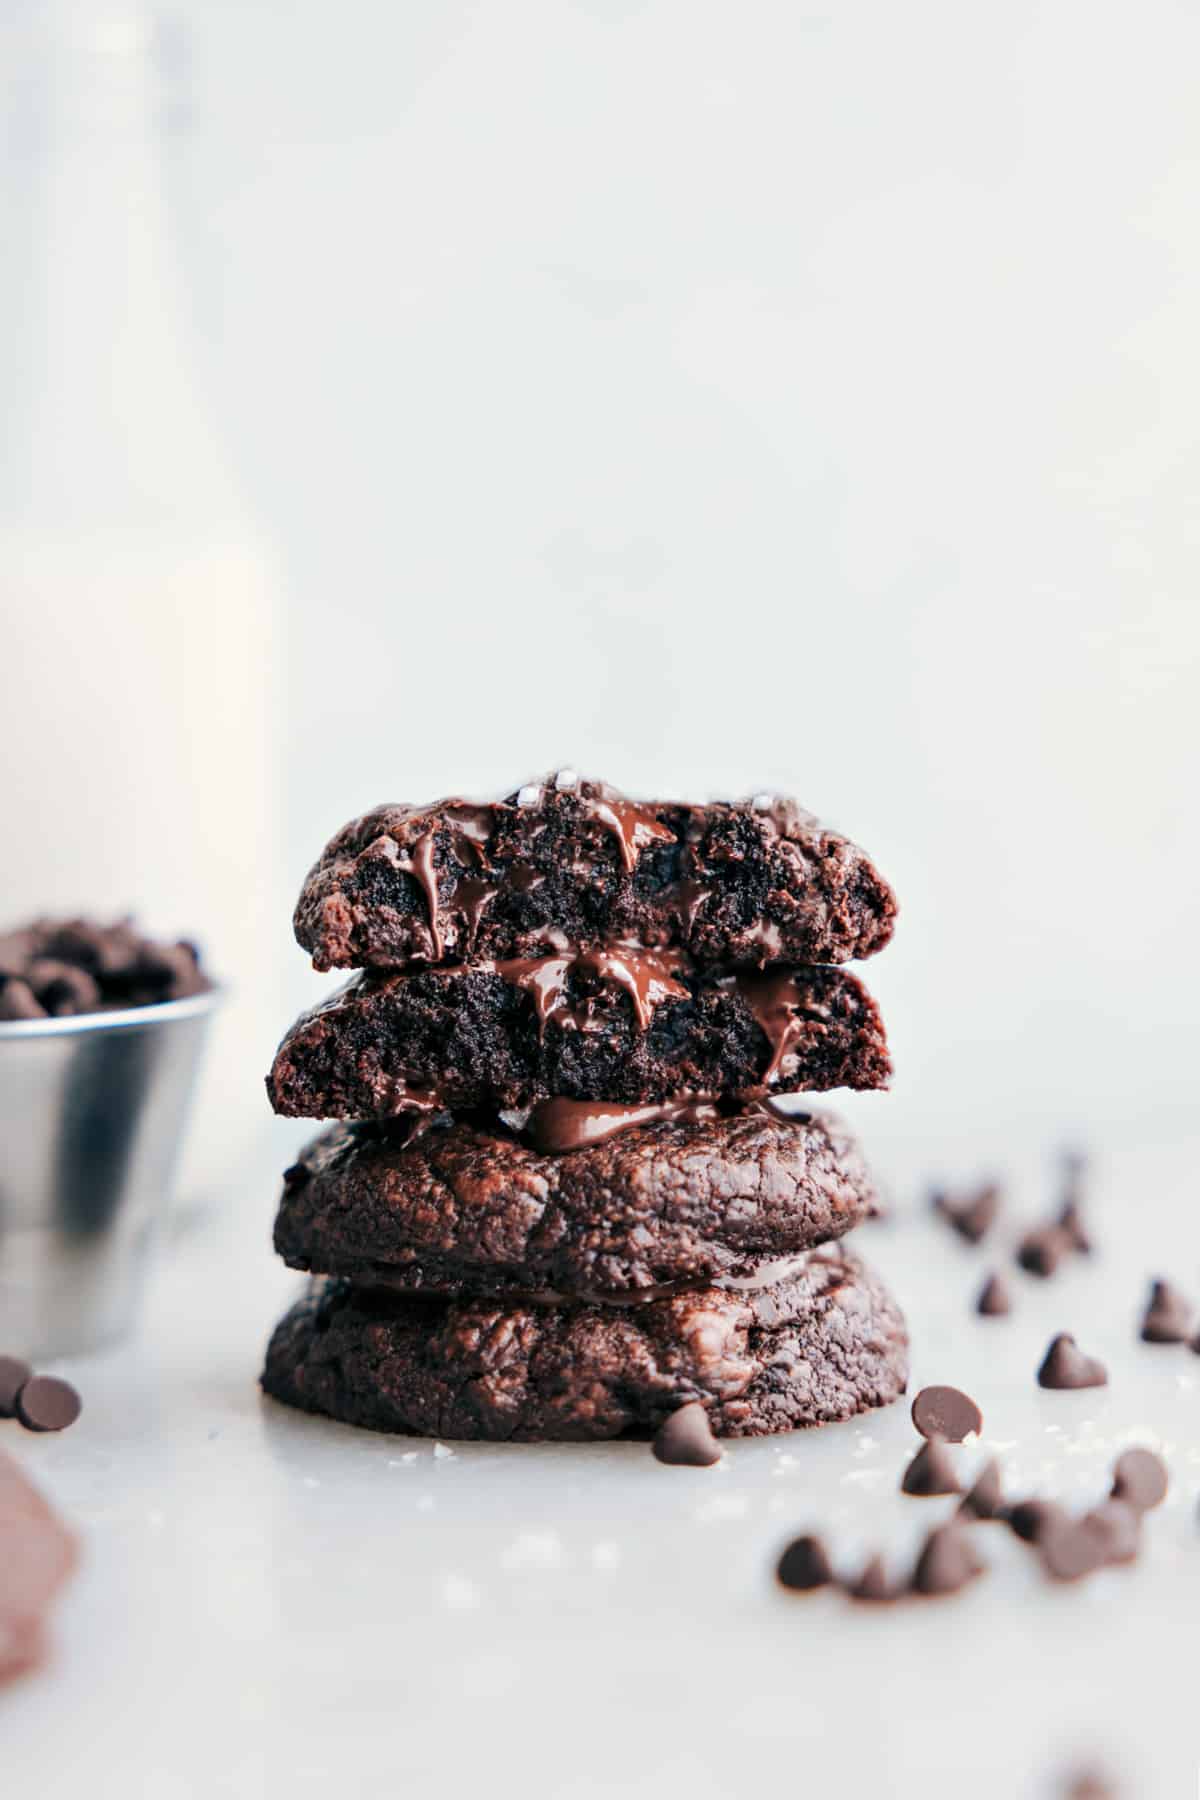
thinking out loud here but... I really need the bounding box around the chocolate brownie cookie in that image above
[273,1106,882,1296]
[0,916,209,1021]
[266,955,890,1118]
[293,773,896,974]
[261,1247,909,1441]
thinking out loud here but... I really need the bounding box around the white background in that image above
[191,0,1200,1156]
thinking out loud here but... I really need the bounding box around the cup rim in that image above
[0,983,225,1041]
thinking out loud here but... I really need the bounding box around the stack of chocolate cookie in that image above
[262,773,908,1442]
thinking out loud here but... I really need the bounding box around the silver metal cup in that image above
[0,989,220,1358]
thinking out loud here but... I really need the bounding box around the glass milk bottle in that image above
[0,2,288,1198]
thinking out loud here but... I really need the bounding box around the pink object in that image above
[0,1449,78,1685]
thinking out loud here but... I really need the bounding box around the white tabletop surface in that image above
[5,1111,1198,1800]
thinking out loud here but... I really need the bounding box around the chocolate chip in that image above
[976,1271,1012,1317]
[0,1356,33,1417]
[1017,1226,1072,1278]
[1110,1448,1168,1512]
[901,1437,962,1497]
[1039,1516,1110,1582]
[845,1554,895,1603]
[132,941,208,1003]
[1081,1500,1141,1566]
[1039,1503,1138,1583]
[911,1523,984,1596]
[0,978,45,1022]
[1008,1498,1069,1544]
[0,931,36,977]
[1037,1333,1107,1390]
[776,1534,834,1592]
[934,1184,1000,1244]
[958,1458,1005,1521]
[40,919,125,976]
[911,1385,982,1443]
[1056,1198,1092,1254]
[26,959,101,1017]
[1138,1278,1193,1345]
[651,1402,721,1467]
[15,1376,82,1434]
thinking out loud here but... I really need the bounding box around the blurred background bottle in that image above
[0,0,287,1198]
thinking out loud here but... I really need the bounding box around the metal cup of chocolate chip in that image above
[0,918,220,1357]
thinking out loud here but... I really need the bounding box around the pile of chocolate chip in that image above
[259,771,910,1448]
[0,917,209,1022]
[778,1384,1170,1602]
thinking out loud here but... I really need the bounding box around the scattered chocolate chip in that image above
[15,1376,82,1434]
[1040,1516,1110,1582]
[1138,1278,1193,1345]
[958,1459,1005,1521]
[651,1402,721,1467]
[976,1271,1012,1317]
[1037,1333,1107,1390]
[911,1384,982,1443]
[1008,1498,1069,1544]
[911,1523,985,1596]
[901,1437,962,1497]
[0,1356,33,1417]
[1017,1226,1072,1278]
[1056,1198,1092,1254]
[934,1184,1000,1244]
[776,1534,834,1592]
[1110,1448,1168,1512]
[1039,1500,1140,1583]
[845,1554,895,1603]
[1080,1500,1141,1566]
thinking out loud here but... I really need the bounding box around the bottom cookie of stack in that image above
[262,1249,907,1442]
[260,1252,899,1447]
